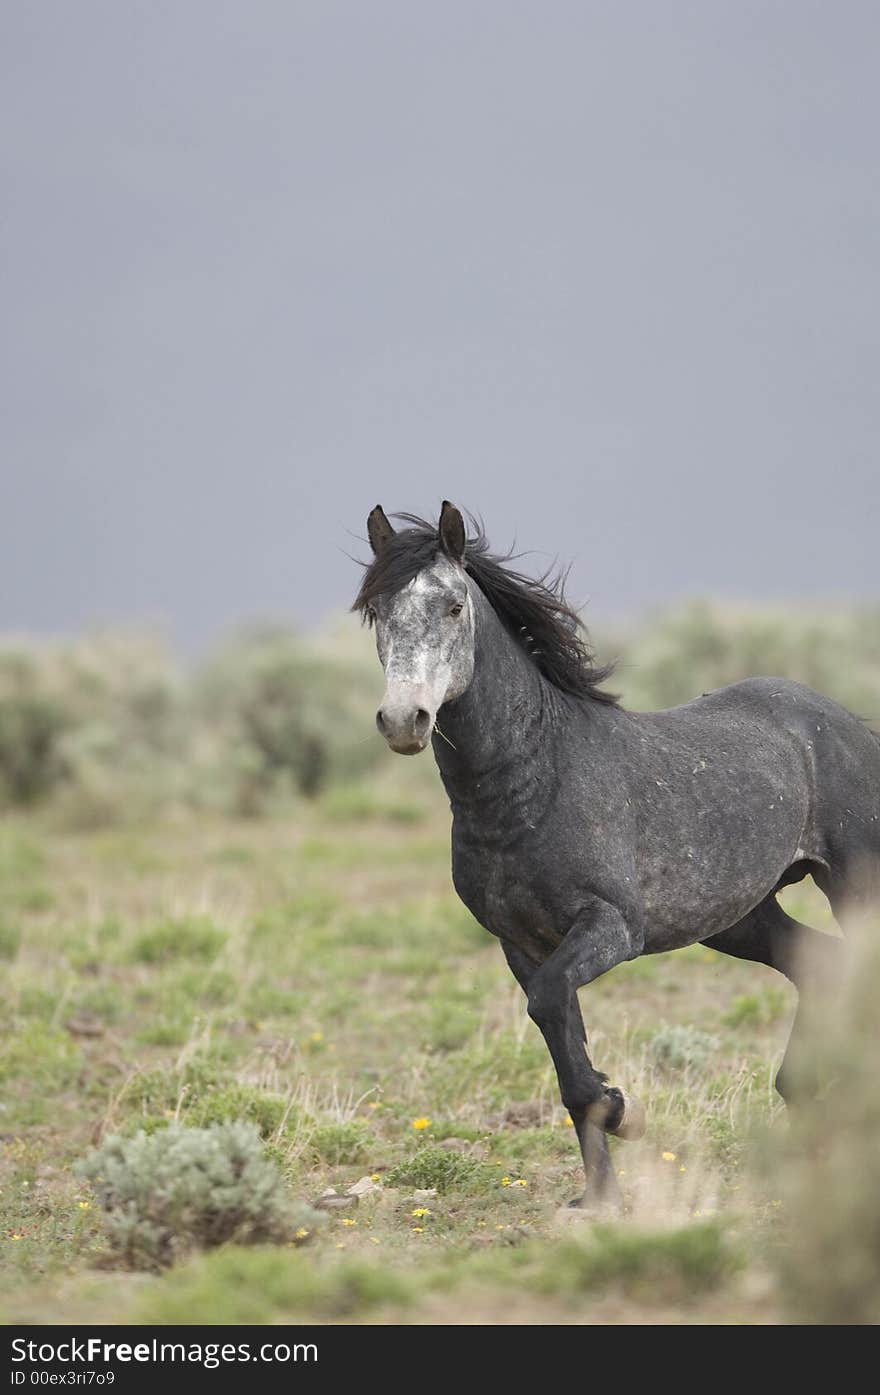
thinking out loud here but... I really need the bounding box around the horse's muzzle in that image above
[376,701,432,755]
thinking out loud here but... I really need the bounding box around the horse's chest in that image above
[451,837,562,953]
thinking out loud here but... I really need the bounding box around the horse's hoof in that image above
[606,1089,646,1141]
[563,1185,622,1216]
[552,1203,591,1227]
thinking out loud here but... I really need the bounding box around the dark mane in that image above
[352,512,618,704]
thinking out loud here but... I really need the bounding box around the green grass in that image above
[385,1146,498,1196]
[129,916,227,965]
[0,786,843,1324]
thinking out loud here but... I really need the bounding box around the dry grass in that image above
[0,755,873,1323]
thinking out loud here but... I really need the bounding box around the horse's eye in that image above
[449,602,464,618]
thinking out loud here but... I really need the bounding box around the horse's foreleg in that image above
[502,899,643,1208]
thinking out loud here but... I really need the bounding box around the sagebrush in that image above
[77,1123,321,1270]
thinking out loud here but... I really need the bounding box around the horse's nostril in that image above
[414,708,431,737]
[375,709,387,736]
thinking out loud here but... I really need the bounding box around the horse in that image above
[353,501,880,1207]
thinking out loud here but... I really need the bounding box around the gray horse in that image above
[354,501,880,1206]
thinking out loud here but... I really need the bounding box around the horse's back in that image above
[649,676,876,758]
[646,675,880,896]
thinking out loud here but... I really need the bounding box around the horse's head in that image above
[356,501,476,755]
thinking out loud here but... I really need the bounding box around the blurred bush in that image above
[193,625,382,815]
[604,600,880,715]
[78,1123,322,1270]
[0,623,383,824]
[1,603,877,823]
[648,1023,719,1071]
[0,632,187,825]
[0,650,68,805]
[772,920,880,1324]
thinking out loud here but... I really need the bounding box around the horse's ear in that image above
[439,500,466,562]
[367,505,395,555]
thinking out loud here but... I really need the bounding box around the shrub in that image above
[386,1145,496,1195]
[194,626,383,812]
[0,651,68,805]
[309,1120,372,1165]
[77,1123,315,1270]
[535,1221,741,1298]
[185,1084,291,1138]
[0,633,189,824]
[135,1245,410,1324]
[649,1024,719,1071]
[112,1058,294,1141]
[604,600,880,715]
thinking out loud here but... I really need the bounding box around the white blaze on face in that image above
[374,557,475,753]
[383,574,453,710]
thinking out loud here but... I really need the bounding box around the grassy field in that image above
[0,758,858,1325]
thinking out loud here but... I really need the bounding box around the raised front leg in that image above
[502,897,644,1209]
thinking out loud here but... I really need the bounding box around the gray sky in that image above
[3,2,878,649]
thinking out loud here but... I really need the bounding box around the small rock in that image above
[314,1189,357,1212]
[347,1176,381,1197]
[412,1188,438,1201]
[65,1017,106,1039]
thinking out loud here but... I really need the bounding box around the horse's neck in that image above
[431,599,559,802]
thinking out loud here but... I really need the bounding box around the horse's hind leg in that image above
[702,894,844,1101]
[819,852,880,930]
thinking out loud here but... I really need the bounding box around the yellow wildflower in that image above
[500,1176,511,1186]
[412,1117,432,1131]
[411,1207,431,1217]
[295,1227,310,1239]
[411,1226,424,1233]
[340,1217,357,1227]
[662,1151,676,1162]
[77,1201,90,1210]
